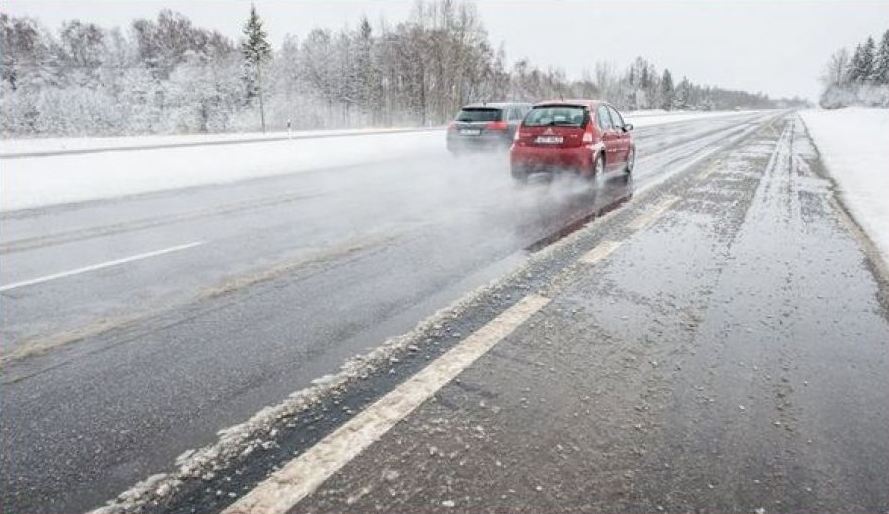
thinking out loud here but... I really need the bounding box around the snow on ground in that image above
[0,110,760,212]
[800,108,889,262]
[0,126,436,157]
[0,110,751,158]
[626,109,758,127]
[1,131,442,211]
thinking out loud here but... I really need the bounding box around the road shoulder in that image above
[258,115,889,513]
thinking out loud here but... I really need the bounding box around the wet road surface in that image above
[234,115,888,514]
[0,112,829,513]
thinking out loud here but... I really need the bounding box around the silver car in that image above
[446,102,532,154]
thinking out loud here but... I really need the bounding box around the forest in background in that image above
[819,28,889,108]
[1,0,808,137]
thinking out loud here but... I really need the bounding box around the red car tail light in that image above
[582,128,594,144]
[486,121,508,131]
[513,128,522,141]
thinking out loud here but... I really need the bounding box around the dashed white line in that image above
[223,192,682,513]
[222,294,551,514]
[0,241,204,292]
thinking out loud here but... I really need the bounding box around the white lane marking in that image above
[579,240,622,265]
[0,241,204,292]
[223,294,551,514]
[626,196,679,232]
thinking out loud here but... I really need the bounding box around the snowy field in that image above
[0,127,438,157]
[1,110,758,212]
[1,131,443,211]
[800,108,889,262]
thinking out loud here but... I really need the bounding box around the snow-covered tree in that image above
[848,43,864,83]
[874,29,889,85]
[132,10,232,79]
[848,39,877,84]
[660,69,674,110]
[820,30,889,108]
[116,64,165,133]
[673,76,690,109]
[860,36,876,82]
[0,14,56,92]
[623,56,654,109]
[0,1,803,137]
[354,17,380,123]
[167,53,241,132]
[822,47,851,88]
[53,20,106,87]
[300,28,337,113]
[241,4,272,132]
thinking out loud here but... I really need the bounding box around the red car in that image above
[510,100,635,183]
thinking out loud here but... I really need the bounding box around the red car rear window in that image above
[524,106,586,127]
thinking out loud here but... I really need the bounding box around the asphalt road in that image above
[288,115,889,514]
[2,112,779,513]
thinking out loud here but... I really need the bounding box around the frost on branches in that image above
[820,29,889,109]
[0,3,805,138]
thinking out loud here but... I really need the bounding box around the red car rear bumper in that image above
[510,144,594,171]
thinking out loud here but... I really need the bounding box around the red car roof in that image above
[533,99,603,108]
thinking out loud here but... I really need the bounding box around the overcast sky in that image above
[5,0,888,101]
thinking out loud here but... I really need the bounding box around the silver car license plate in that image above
[459,129,481,136]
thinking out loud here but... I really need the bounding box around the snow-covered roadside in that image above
[0,126,438,157]
[799,108,889,262]
[0,110,752,157]
[1,131,443,212]
[0,110,759,212]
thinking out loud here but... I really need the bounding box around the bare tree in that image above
[819,29,889,108]
[822,47,850,88]
[0,1,803,137]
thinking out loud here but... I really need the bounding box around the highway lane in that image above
[0,112,764,356]
[270,115,889,514]
[0,111,773,513]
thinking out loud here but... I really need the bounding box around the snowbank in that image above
[1,131,443,212]
[800,108,889,262]
[0,126,438,157]
[0,111,752,157]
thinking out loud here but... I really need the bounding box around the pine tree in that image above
[241,4,272,132]
[848,43,863,83]
[646,63,659,109]
[860,36,876,82]
[674,76,690,109]
[355,16,377,121]
[660,69,674,111]
[874,30,889,85]
[0,6,802,136]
